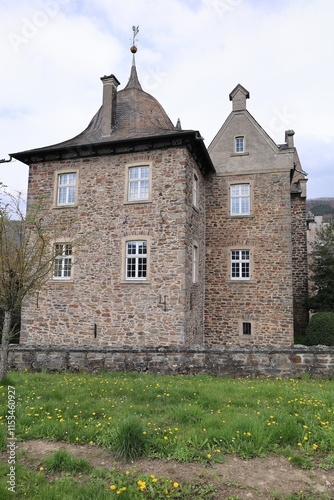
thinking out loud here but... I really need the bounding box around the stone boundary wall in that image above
[8,344,334,378]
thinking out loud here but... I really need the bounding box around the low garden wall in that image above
[8,344,334,378]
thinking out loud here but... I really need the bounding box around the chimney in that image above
[229,84,250,111]
[285,130,295,148]
[100,74,120,136]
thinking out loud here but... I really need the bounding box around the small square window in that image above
[235,136,244,153]
[242,322,252,335]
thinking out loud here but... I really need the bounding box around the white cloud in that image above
[1,0,333,199]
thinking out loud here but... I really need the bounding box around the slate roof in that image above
[51,64,178,147]
[11,58,215,174]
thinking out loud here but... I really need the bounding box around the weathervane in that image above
[130,25,139,54]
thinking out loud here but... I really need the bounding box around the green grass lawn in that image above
[0,371,333,499]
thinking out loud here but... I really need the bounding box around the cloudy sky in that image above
[0,0,333,200]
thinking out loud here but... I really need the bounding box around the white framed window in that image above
[230,183,250,215]
[235,136,244,153]
[128,166,150,201]
[126,241,147,280]
[193,173,198,208]
[231,249,250,280]
[53,243,72,280]
[57,172,77,206]
[192,244,198,283]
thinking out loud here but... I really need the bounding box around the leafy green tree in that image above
[0,187,71,379]
[308,221,334,312]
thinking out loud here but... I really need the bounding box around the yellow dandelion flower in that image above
[173,482,179,488]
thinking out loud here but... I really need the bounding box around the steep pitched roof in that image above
[11,56,215,174]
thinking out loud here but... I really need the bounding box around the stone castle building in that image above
[12,49,309,347]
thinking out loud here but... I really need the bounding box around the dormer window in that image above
[235,137,244,153]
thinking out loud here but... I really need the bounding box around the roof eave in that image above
[11,130,216,175]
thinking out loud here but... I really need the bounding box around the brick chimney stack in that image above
[100,74,120,137]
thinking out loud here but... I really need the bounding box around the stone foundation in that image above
[8,344,334,378]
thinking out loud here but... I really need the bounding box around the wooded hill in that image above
[307,198,334,216]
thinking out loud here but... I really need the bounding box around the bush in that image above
[306,312,334,346]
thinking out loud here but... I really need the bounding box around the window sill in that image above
[52,204,78,209]
[227,214,253,219]
[228,279,255,283]
[51,278,74,283]
[123,200,152,205]
[230,152,249,157]
[120,280,151,285]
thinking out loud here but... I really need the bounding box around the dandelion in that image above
[137,480,146,490]
[173,482,179,488]
[110,485,116,490]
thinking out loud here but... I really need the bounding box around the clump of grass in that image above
[112,415,147,461]
[42,449,92,473]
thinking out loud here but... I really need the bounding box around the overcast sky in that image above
[1,0,333,200]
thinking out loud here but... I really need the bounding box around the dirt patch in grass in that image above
[8,440,334,499]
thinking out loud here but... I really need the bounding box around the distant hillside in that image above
[307,198,334,216]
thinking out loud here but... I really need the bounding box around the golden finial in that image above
[130,25,139,53]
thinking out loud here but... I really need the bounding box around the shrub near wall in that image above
[8,344,334,378]
[307,312,334,346]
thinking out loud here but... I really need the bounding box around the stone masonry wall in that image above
[205,170,294,345]
[21,145,205,346]
[291,193,309,336]
[8,344,334,378]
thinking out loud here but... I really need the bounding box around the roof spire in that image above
[125,26,142,90]
[130,25,139,60]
